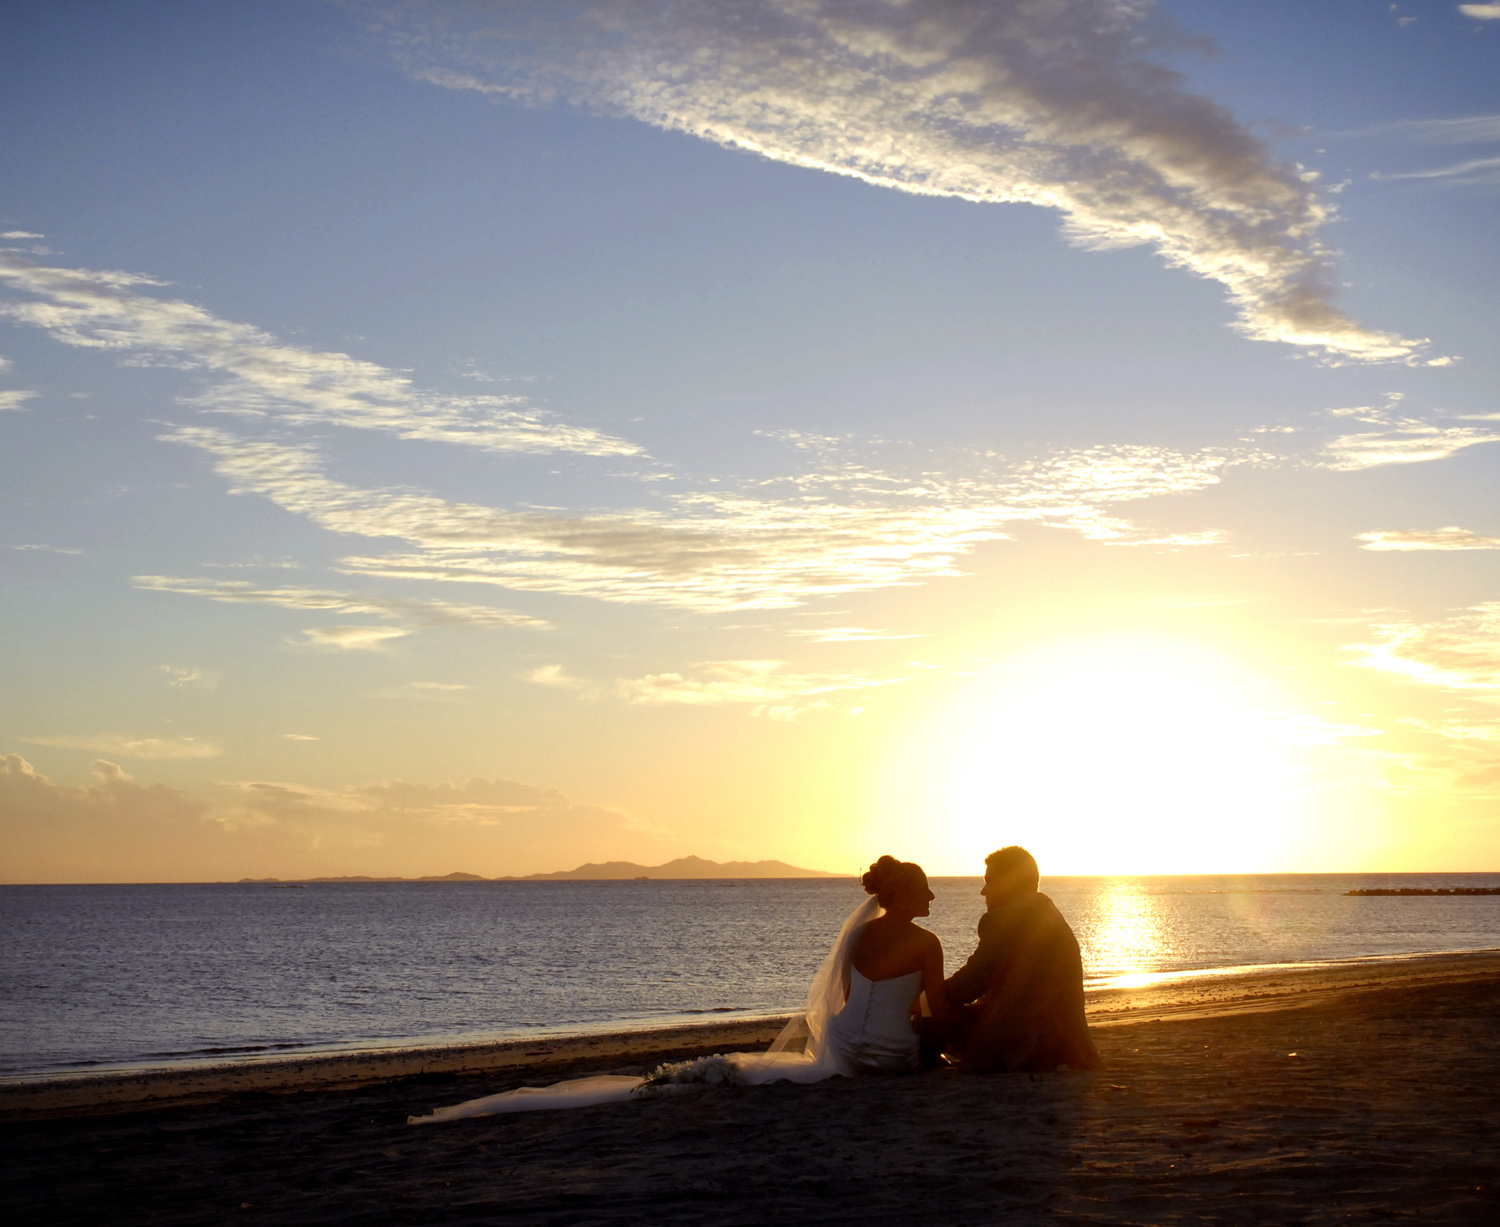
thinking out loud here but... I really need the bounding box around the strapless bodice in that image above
[823,967,922,1074]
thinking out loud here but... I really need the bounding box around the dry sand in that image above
[4,952,1498,1224]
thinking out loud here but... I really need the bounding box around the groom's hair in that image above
[984,846,1039,890]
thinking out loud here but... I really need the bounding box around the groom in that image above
[940,846,1102,1072]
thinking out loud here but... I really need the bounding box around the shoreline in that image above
[10,943,1494,1085]
[5,946,1498,1122]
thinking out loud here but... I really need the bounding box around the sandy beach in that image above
[4,952,1498,1224]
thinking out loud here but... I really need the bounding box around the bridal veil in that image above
[408,895,880,1124]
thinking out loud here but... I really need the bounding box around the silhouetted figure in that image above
[942,846,1102,1072]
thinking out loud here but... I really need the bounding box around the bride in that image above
[410,856,950,1124]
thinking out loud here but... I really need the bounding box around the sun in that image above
[935,639,1302,875]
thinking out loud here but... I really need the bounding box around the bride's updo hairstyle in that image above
[861,855,927,908]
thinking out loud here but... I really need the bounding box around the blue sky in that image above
[2,0,1498,881]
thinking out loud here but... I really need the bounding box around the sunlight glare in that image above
[938,641,1300,874]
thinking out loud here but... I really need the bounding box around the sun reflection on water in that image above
[1075,882,1169,982]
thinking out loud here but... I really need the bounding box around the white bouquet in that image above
[632,1054,740,1096]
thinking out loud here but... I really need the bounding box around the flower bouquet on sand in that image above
[632,1054,739,1097]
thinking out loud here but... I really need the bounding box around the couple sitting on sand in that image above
[412,844,1099,1123]
[846,846,1101,1076]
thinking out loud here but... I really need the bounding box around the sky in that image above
[1,0,1498,882]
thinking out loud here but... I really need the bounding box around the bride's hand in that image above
[921,939,952,1025]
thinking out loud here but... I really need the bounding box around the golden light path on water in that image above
[931,638,1307,876]
[1068,880,1344,985]
[1079,883,1165,982]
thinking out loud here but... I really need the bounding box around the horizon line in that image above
[4,869,1499,887]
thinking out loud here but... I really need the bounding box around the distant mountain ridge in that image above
[516,855,845,880]
[236,858,844,884]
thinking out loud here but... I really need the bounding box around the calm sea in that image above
[3,873,1499,1080]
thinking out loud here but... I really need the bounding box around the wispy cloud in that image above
[1458,4,1500,21]
[223,772,626,828]
[1322,424,1500,469]
[790,626,926,642]
[204,556,305,571]
[520,664,589,688]
[1319,406,1500,470]
[23,734,223,760]
[156,665,220,689]
[165,425,1242,611]
[1347,603,1500,692]
[1373,154,1500,185]
[1346,105,1500,184]
[0,389,38,411]
[615,658,906,718]
[132,573,551,630]
[0,250,639,456]
[1398,717,1500,742]
[373,0,1429,362]
[517,657,908,716]
[366,680,474,699]
[350,776,572,814]
[1352,113,1500,144]
[295,625,412,650]
[1357,527,1500,551]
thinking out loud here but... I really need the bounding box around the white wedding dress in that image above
[409,896,921,1124]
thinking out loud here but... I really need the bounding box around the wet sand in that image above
[4,952,1499,1224]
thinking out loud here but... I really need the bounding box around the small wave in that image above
[136,1041,316,1060]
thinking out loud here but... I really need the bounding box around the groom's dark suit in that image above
[943,891,1102,1073]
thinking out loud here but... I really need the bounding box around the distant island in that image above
[1345,887,1500,897]
[237,856,845,884]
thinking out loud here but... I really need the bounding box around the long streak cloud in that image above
[0,250,638,456]
[368,0,1427,362]
[165,424,1238,611]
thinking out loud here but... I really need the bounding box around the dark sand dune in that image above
[4,956,1498,1224]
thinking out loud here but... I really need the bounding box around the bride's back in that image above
[850,912,938,981]
[828,854,944,1075]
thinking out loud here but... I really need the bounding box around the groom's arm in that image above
[944,925,1000,1007]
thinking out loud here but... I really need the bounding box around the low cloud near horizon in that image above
[0,754,685,882]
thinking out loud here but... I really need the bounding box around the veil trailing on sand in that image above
[720,894,878,1082]
[408,895,881,1124]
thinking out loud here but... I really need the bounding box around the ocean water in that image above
[3,873,1499,1079]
